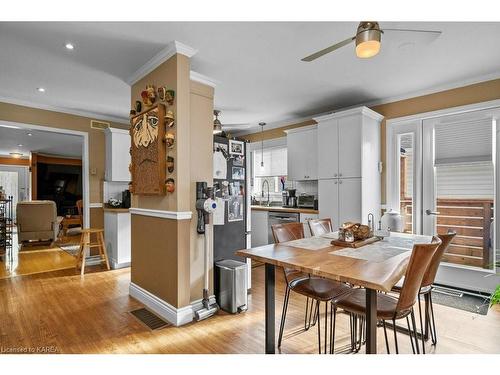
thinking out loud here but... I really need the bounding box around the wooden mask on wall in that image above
[129,104,167,195]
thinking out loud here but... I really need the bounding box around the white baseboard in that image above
[129,282,194,326]
[110,258,131,270]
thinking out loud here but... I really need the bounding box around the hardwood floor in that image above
[0,265,499,354]
[0,233,79,279]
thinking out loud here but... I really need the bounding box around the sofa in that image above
[16,200,62,244]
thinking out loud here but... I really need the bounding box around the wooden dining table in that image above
[236,232,432,354]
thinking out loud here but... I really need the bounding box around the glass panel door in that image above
[423,109,496,272]
[386,119,422,235]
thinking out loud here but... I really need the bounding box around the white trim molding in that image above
[190,71,217,88]
[314,106,384,123]
[0,96,129,125]
[89,202,103,208]
[127,41,198,85]
[284,123,317,134]
[0,120,91,228]
[129,282,194,326]
[107,127,130,135]
[129,207,192,220]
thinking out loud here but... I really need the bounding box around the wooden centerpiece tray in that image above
[331,236,381,248]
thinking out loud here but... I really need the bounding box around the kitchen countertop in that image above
[251,205,319,214]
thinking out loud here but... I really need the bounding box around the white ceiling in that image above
[1,22,500,133]
[0,125,83,158]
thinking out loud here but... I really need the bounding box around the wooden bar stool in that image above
[76,228,110,275]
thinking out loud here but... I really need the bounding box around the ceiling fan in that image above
[301,21,441,62]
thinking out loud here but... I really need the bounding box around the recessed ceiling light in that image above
[10,152,23,158]
[37,87,45,93]
[65,43,75,50]
[17,144,23,147]
[27,133,33,136]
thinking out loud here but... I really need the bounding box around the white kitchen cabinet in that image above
[251,209,269,247]
[317,119,339,179]
[317,107,381,180]
[319,178,362,227]
[105,127,131,182]
[318,179,339,226]
[300,213,319,237]
[285,124,318,181]
[338,178,362,225]
[338,115,362,178]
[104,209,131,269]
[315,106,383,226]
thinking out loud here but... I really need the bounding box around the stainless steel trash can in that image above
[216,259,248,314]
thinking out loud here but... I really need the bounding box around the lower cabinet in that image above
[319,178,362,228]
[300,213,319,237]
[251,210,269,247]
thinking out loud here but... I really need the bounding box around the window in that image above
[251,146,287,201]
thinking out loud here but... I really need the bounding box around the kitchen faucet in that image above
[261,180,270,206]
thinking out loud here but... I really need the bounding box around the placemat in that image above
[285,236,334,250]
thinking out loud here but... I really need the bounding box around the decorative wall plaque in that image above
[129,104,167,195]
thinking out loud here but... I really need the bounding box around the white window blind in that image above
[434,118,493,165]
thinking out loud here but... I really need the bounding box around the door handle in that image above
[425,209,440,216]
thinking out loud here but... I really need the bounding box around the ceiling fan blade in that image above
[301,36,355,62]
[382,28,442,36]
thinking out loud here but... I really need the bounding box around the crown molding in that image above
[127,41,198,86]
[313,106,384,123]
[283,124,317,135]
[0,96,129,125]
[190,71,217,88]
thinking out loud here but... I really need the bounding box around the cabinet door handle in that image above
[334,173,338,177]
[339,173,342,177]
[339,180,343,184]
[334,181,338,184]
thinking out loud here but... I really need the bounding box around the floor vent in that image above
[130,308,169,330]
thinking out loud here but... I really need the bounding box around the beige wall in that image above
[189,80,215,302]
[241,78,500,203]
[0,101,128,227]
[129,54,214,309]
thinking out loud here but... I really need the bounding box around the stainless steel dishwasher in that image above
[268,211,300,243]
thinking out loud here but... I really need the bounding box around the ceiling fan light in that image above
[355,23,382,58]
[356,40,381,58]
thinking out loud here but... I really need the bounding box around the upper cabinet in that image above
[105,127,131,182]
[285,125,318,181]
[315,107,383,180]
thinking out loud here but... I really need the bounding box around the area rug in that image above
[58,243,80,257]
[432,287,490,315]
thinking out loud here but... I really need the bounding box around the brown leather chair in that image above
[308,218,333,237]
[272,222,352,353]
[392,231,456,350]
[331,236,442,354]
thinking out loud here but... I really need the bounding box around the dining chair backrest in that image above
[271,222,305,284]
[271,222,304,243]
[396,236,442,312]
[421,231,456,288]
[308,218,333,237]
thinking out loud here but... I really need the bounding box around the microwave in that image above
[297,195,315,208]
